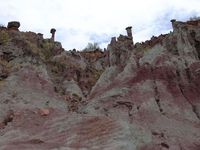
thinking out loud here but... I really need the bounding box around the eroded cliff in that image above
[0,19,200,150]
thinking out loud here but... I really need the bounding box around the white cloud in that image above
[0,0,200,50]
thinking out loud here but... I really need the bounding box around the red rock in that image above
[39,108,50,116]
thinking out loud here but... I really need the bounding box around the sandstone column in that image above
[50,28,56,41]
[125,26,132,39]
[171,19,176,30]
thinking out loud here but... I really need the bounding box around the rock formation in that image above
[0,19,200,150]
[126,26,133,39]
[7,21,20,31]
[108,27,134,66]
[50,28,56,41]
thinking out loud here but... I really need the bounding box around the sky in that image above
[0,0,200,50]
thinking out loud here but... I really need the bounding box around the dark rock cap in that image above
[171,19,176,23]
[7,21,20,29]
[126,26,132,30]
[50,28,56,33]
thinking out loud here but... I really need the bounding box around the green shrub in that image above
[83,42,101,51]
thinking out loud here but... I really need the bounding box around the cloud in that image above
[0,0,200,50]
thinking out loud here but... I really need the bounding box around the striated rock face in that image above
[0,19,200,150]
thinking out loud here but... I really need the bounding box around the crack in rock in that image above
[151,67,164,115]
[176,69,200,120]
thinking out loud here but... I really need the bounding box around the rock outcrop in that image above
[0,19,200,150]
[108,27,134,67]
[7,21,20,31]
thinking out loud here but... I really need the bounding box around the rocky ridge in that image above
[0,19,200,150]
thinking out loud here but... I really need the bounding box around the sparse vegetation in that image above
[93,69,104,81]
[25,39,55,60]
[51,61,65,74]
[0,24,5,28]
[0,59,11,80]
[0,59,11,70]
[0,31,9,45]
[83,42,101,51]
[25,40,40,54]
[41,41,55,60]
[42,41,54,50]
[189,16,200,21]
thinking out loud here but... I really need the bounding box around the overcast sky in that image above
[0,0,200,50]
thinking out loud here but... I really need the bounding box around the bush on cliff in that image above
[190,16,200,21]
[83,42,101,51]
